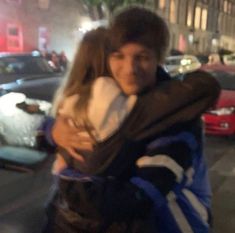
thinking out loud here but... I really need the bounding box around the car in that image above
[222,53,235,66]
[201,65,235,136]
[195,54,209,64]
[165,55,201,76]
[0,52,64,101]
[0,93,54,233]
[0,92,56,233]
[0,52,63,232]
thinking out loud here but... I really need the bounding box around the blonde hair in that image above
[52,27,110,117]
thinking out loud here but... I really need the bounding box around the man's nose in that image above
[123,57,138,74]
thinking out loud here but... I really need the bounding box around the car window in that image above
[226,55,235,61]
[196,55,209,64]
[165,58,181,65]
[0,55,54,75]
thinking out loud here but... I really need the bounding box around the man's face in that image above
[108,43,158,95]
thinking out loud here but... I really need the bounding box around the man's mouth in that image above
[124,76,139,84]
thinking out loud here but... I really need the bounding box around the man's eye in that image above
[111,53,123,59]
[136,55,150,61]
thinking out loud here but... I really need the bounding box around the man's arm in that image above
[125,70,221,141]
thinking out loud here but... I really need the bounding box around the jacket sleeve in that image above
[36,116,56,151]
[124,70,221,141]
[132,122,199,196]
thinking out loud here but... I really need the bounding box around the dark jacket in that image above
[63,70,220,175]
[43,69,220,233]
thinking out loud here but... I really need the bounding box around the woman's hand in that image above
[52,115,94,162]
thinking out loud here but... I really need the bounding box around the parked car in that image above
[222,53,235,66]
[195,54,209,64]
[0,52,63,232]
[0,92,54,233]
[165,55,201,76]
[0,52,64,101]
[201,65,235,136]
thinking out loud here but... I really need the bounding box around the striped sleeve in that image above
[130,130,211,232]
[134,131,197,196]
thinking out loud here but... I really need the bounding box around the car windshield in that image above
[0,55,54,76]
[209,71,235,90]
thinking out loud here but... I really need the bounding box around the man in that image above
[104,7,213,232]
[44,6,219,233]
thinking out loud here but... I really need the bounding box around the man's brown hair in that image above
[109,6,170,63]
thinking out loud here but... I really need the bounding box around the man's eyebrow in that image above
[110,50,121,53]
[137,50,152,55]
[139,51,149,54]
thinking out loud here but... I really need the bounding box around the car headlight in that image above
[209,107,235,116]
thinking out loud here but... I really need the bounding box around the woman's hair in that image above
[109,6,170,63]
[52,27,110,116]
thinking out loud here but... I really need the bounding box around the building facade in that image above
[0,0,90,59]
[153,0,235,54]
[0,0,234,58]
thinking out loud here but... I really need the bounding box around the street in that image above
[205,135,235,233]
[0,136,234,233]
[0,0,234,232]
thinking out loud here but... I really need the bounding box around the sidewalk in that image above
[209,147,235,233]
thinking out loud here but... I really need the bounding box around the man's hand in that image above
[52,115,94,162]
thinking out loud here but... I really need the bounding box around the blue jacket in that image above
[46,120,212,233]
[131,121,212,233]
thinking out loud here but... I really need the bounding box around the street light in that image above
[188,28,194,44]
[78,18,108,34]
[188,34,194,44]
[188,28,195,53]
[211,30,220,53]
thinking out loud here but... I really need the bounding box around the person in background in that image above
[47,51,61,72]
[58,51,68,72]
[43,6,220,233]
